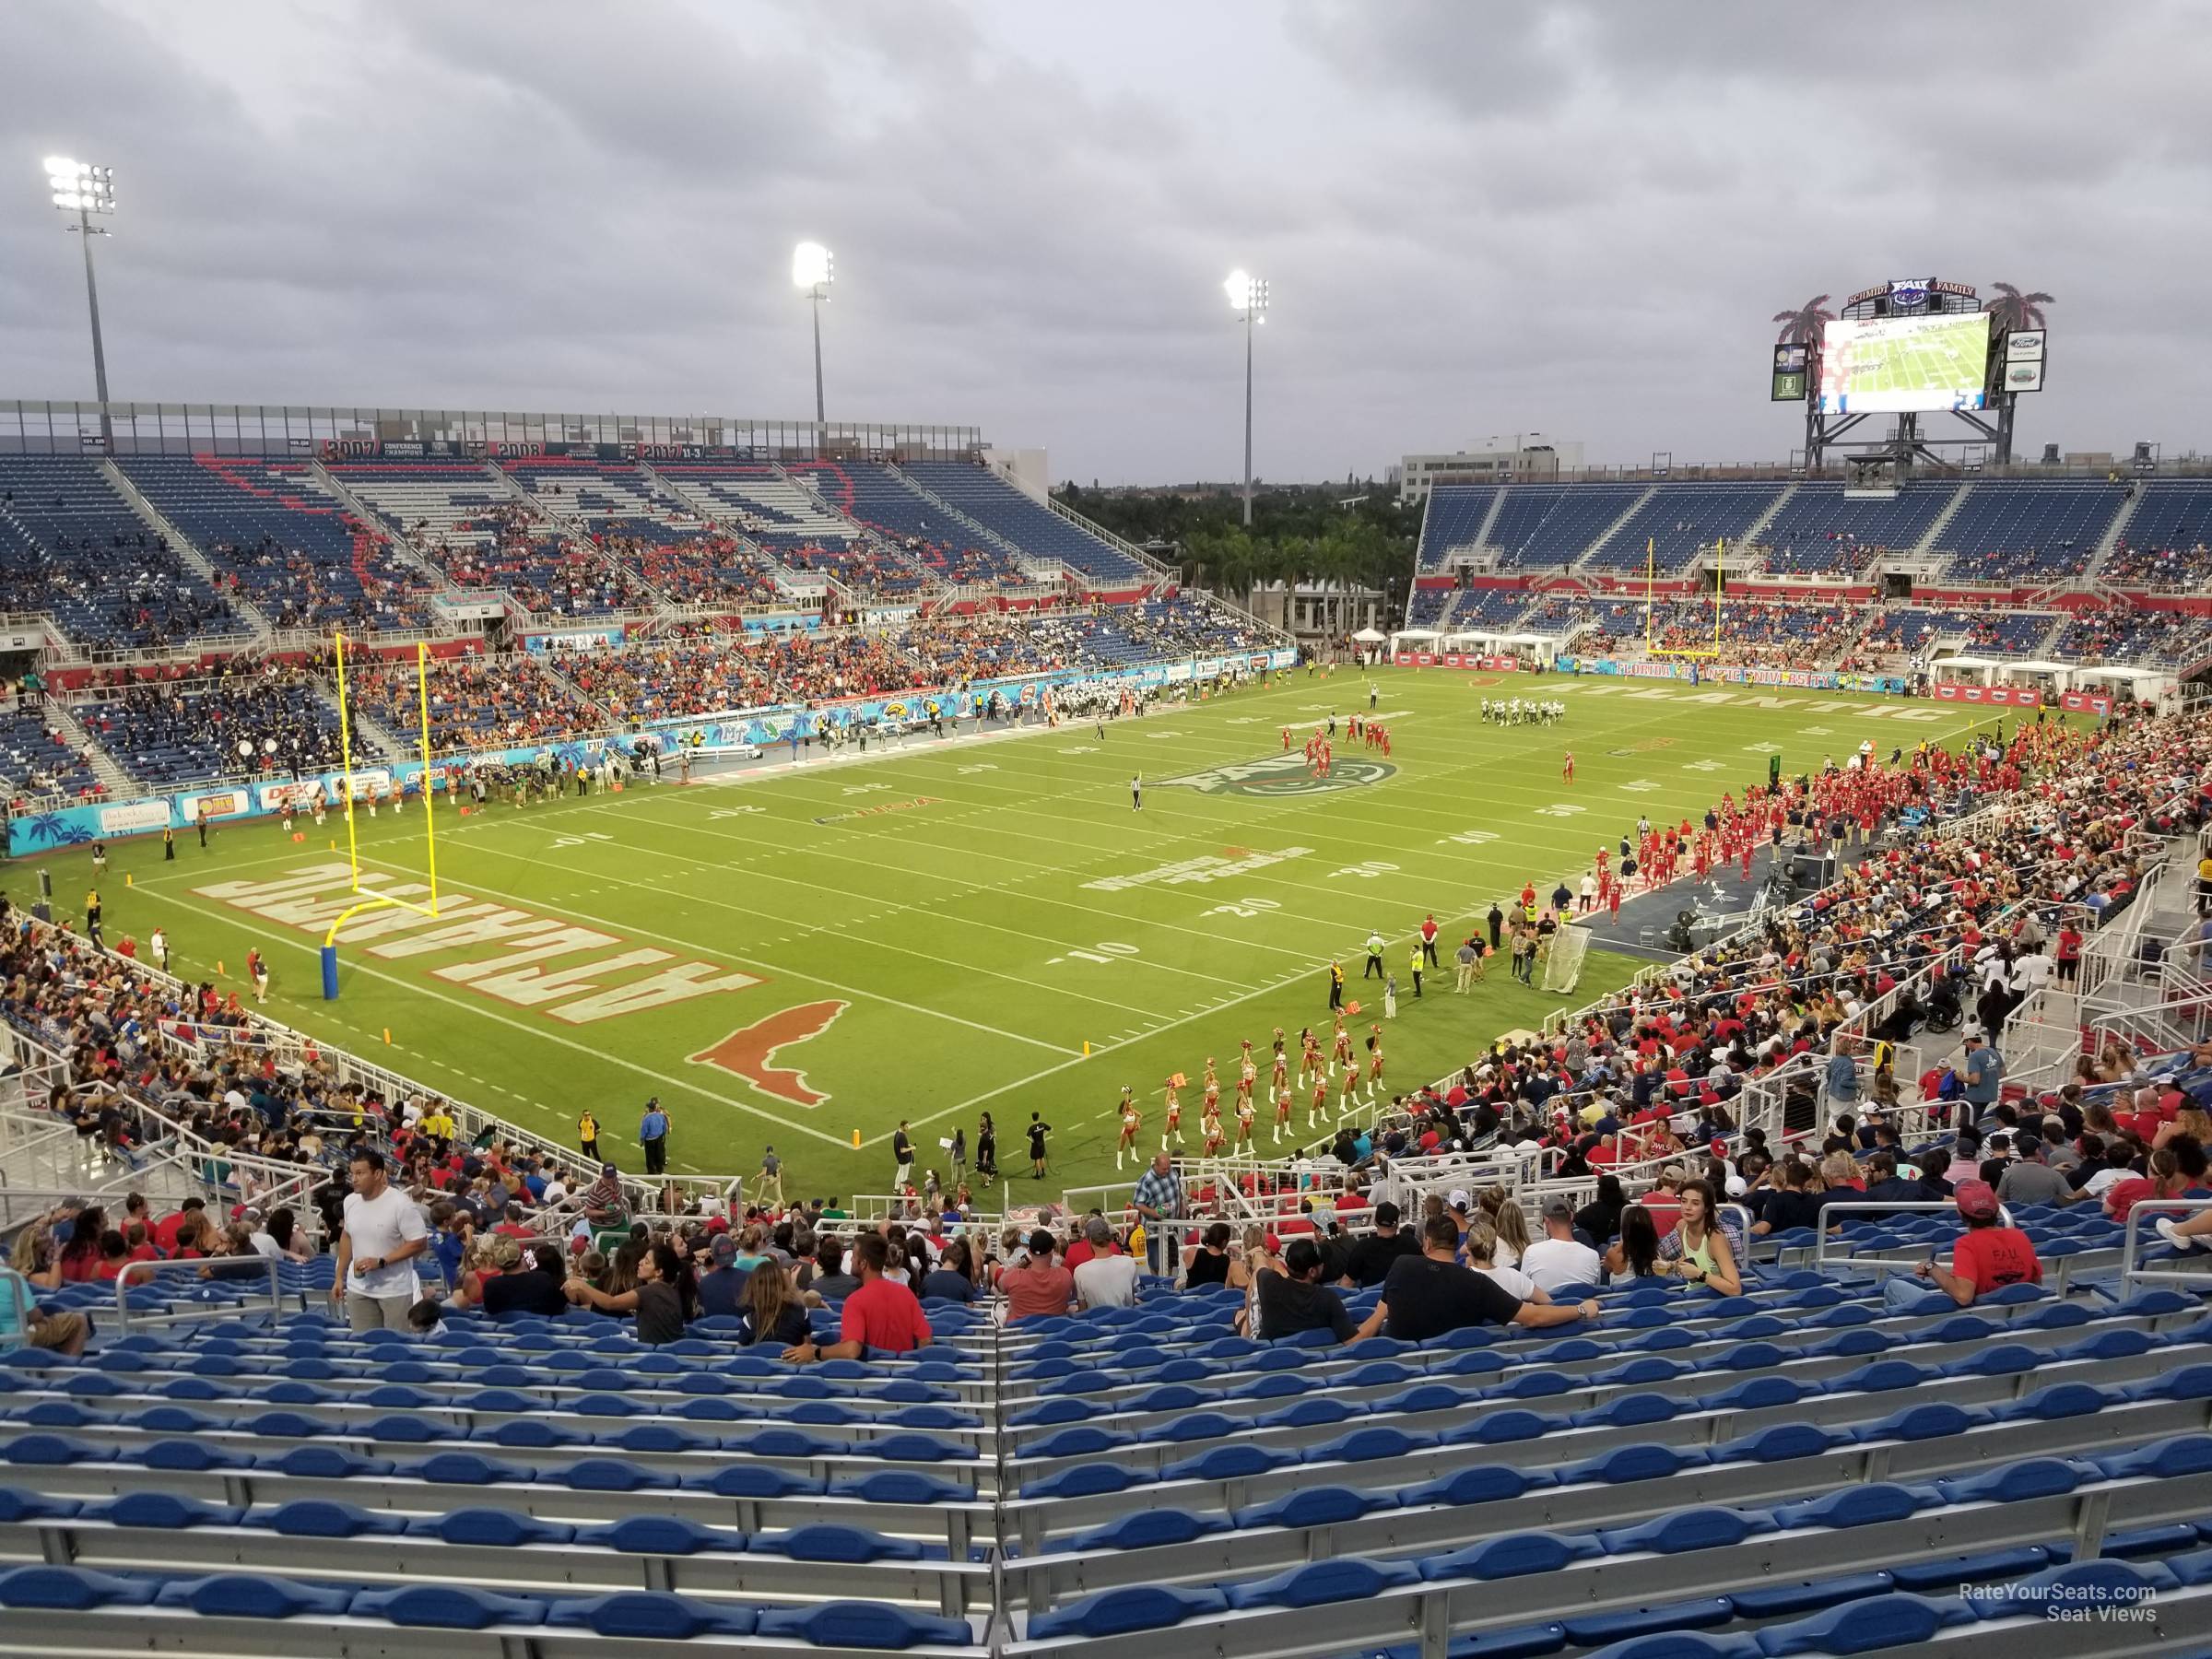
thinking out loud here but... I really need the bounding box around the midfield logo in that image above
[1155,752,1397,798]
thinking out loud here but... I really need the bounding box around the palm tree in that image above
[1771,295,1834,345]
[1986,283,2053,334]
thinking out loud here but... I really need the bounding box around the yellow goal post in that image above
[1645,535,1724,659]
[319,632,440,998]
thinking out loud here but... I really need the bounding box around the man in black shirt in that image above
[1028,1114,1052,1178]
[891,1122,914,1188]
[1354,1216,1598,1342]
[1339,1201,1420,1288]
[1750,1160,1838,1236]
[1486,903,1505,953]
[1253,1239,1359,1343]
[478,1243,569,1318]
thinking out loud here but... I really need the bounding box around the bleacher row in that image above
[0,454,1156,643]
[6,1225,2212,1656]
[1400,586,2212,670]
[1416,477,2212,587]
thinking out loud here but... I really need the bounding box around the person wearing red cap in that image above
[1885,1178,2041,1312]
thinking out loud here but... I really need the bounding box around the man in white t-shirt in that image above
[330,1148,429,1332]
[1071,1218,1140,1311]
[1520,1196,1604,1294]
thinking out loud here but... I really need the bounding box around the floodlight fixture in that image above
[42,155,116,450]
[794,241,834,434]
[1225,271,1270,524]
[793,241,833,293]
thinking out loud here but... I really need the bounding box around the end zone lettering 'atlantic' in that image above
[688,999,849,1108]
[1154,752,1397,797]
[195,865,759,1025]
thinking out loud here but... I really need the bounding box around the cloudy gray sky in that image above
[5,1,2207,483]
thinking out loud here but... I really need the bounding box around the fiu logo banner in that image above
[1156,752,1397,799]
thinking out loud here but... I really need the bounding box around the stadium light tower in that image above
[793,241,833,436]
[1224,270,1268,526]
[44,157,116,451]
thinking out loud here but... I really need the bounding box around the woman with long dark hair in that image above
[1605,1206,1664,1279]
[57,1206,106,1284]
[974,1113,998,1180]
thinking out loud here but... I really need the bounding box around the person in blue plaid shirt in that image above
[1130,1153,1186,1278]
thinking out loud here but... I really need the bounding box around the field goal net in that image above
[1543,924,1592,994]
[1645,535,1725,659]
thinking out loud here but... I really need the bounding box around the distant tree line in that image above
[1056,480,1416,628]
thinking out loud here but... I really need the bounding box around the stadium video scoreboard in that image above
[1769,295,2048,411]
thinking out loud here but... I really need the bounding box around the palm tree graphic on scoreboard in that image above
[1771,295,1835,345]
[1986,282,2053,334]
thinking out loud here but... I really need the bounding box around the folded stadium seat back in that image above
[2095,1433,2212,1479]
[407,1451,532,1487]
[1,1434,109,1466]
[1230,1374,1313,1403]
[1856,1402,1991,1442]
[1223,1554,1422,1610]
[2101,1521,2204,1559]
[753,1523,922,1564]
[143,1437,251,1472]
[252,1500,407,1539]
[691,1463,821,1499]
[576,1513,745,1556]
[0,1488,80,1522]
[543,1589,759,1640]
[408,1508,576,1547]
[156,1571,359,1620]
[350,1582,549,1630]
[0,1564,162,1609]
[1575,1393,1682,1429]
[757,1598,973,1648]
[1744,1590,1963,1656]
[2002,1382,2113,1421]
[1726,1568,1897,1620]
[1378,1382,1477,1415]
[87,1491,245,1530]
[1056,1507,1220,1553]
[1304,1427,1430,1466]
[1159,1442,1292,1484]
[1025,1582,1230,1641]
[1958,1557,2173,1618]
[1558,1442,1710,1487]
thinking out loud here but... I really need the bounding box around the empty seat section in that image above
[1486,484,1647,570]
[1753,483,1957,575]
[1584,483,1783,572]
[900,462,1146,585]
[121,457,435,632]
[1936,482,2124,581]
[2105,481,2212,589]
[1413,487,1498,572]
[0,456,239,647]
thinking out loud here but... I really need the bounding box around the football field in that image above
[28,670,2011,1200]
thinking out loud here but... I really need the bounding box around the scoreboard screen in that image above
[1817,312,1995,414]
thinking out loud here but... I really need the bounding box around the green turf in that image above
[20,669,2014,1200]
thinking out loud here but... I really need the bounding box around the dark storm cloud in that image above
[3,0,2206,483]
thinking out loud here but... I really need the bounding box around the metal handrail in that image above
[2118,1194,2212,1297]
[1810,1198,2016,1279]
[113,1251,288,1333]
